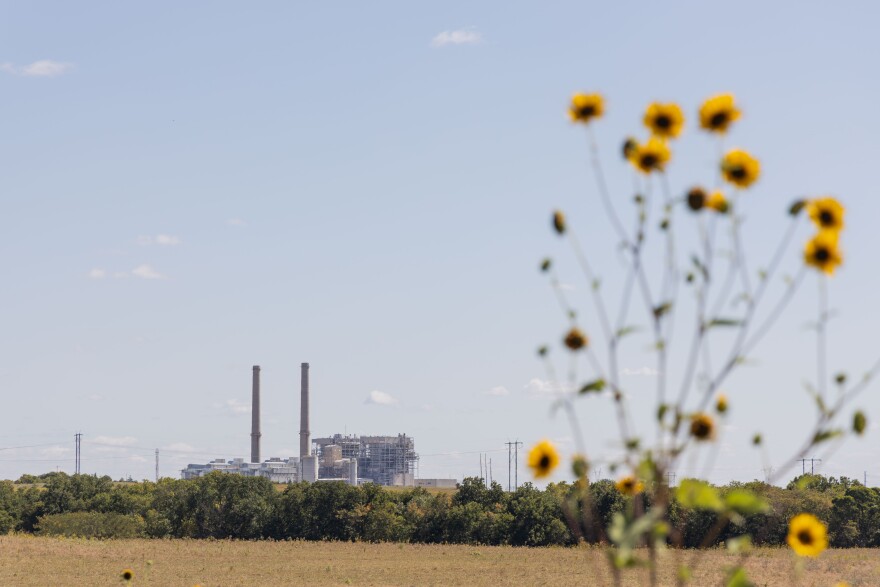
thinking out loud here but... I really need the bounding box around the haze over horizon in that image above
[2,1,880,487]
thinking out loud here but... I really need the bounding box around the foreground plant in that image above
[532,91,875,586]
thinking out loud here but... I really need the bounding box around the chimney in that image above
[300,362,310,458]
[251,365,261,463]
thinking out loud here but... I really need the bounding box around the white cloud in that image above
[163,442,197,453]
[524,378,572,397]
[87,393,103,401]
[131,264,166,279]
[0,60,74,77]
[486,386,510,397]
[41,446,72,457]
[92,435,137,447]
[365,390,398,406]
[88,268,106,279]
[227,218,247,227]
[138,234,181,246]
[431,28,483,48]
[620,366,660,377]
[213,399,250,415]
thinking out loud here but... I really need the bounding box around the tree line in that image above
[0,472,877,547]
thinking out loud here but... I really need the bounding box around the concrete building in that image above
[313,433,418,486]
[182,457,300,483]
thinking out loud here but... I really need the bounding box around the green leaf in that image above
[579,379,606,395]
[789,199,807,216]
[726,566,755,587]
[540,258,552,272]
[854,411,867,435]
[707,318,744,328]
[813,429,842,444]
[726,535,752,554]
[676,479,723,512]
[616,325,641,338]
[724,490,769,516]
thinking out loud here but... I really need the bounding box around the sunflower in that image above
[563,327,589,351]
[644,102,685,139]
[569,93,605,124]
[787,513,828,557]
[615,475,644,496]
[528,440,560,479]
[689,412,716,441]
[121,569,134,582]
[715,394,728,414]
[804,232,843,275]
[630,137,671,174]
[686,187,706,212]
[699,93,741,133]
[706,191,729,213]
[806,197,845,233]
[721,149,760,188]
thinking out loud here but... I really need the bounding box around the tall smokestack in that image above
[251,365,261,463]
[300,362,310,458]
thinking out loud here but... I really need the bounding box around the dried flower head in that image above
[563,327,588,351]
[689,412,716,441]
[686,187,707,212]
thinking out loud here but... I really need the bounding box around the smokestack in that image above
[300,362,310,458]
[251,365,261,463]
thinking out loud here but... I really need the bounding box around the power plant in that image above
[181,363,425,487]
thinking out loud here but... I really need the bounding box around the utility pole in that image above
[797,458,822,475]
[489,458,492,487]
[505,441,523,492]
[155,449,159,482]
[479,455,483,482]
[665,471,676,487]
[74,433,82,474]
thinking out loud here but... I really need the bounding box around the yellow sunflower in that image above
[644,102,685,139]
[528,440,560,479]
[806,197,845,233]
[721,149,760,188]
[787,513,828,557]
[699,93,741,133]
[706,191,729,213]
[615,475,644,496]
[804,232,843,275]
[715,394,728,414]
[563,327,588,351]
[568,93,605,124]
[630,137,671,174]
[689,412,716,441]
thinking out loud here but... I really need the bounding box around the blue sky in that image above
[2,1,880,486]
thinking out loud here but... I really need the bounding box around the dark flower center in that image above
[641,154,658,169]
[655,114,672,129]
[578,105,596,118]
[539,455,551,469]
[710,111,729,128]
[691,420,711,438]
[687,189,706,211]
[815,247,830,262]
[819,210,835,226]
[797,529,814,545]
[729,165,747,180]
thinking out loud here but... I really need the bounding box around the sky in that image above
[2,1,880,487]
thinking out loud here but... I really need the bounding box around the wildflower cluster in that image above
[803,197,845,275]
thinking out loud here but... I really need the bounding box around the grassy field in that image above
[1,536,878,586]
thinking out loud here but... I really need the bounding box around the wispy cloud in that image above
[365,390,398,406]
[137,234,181,246]
[131,264,166,280]
[92,435,137,447]
[226,218,247,227]
[431,28,483,48]
[88,268,106,279]
[213,399,251,415]
[1,60,74,77]
[620,366,660,377]
[524,378,573,398]
[486,386,510,397]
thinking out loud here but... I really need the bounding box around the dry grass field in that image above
[1,535,878,586]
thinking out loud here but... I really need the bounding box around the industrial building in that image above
[181,363,429,487]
